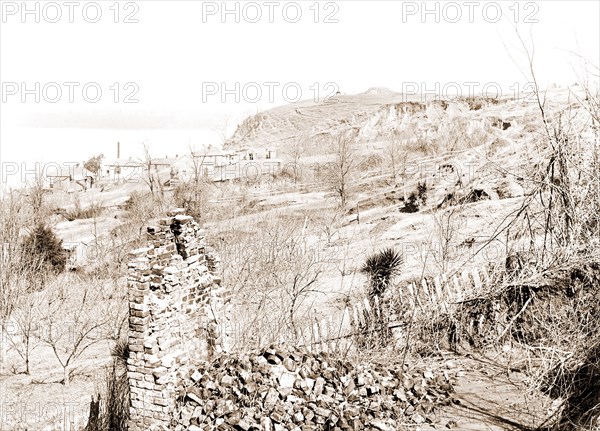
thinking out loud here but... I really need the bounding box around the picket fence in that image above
[295,264,493,353]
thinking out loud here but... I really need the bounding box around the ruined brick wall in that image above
[127,209,231,431]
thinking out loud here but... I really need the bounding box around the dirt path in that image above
[423,353,553,431]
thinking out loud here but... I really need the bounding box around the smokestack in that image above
[117,141,120,159]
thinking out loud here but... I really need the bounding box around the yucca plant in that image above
[361,248,404,299]
[358,248,404,349]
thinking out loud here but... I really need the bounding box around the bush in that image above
[359,154,383,171]
[173,182,205,221]
[65,201,103,221]
[361,248,404,299]
[401,182,428,213]
[85,339,130,431]
[123,190,166,235]
[417,181,428,204]
[22,223,67,273]
[104,339,130,431]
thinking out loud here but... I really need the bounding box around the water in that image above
[1,126,225,190]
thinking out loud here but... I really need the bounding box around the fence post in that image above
[472,267,482,291]
[363,298,372,325]
[321,318,329,353]
[373,296,382,320]
[433,276,444,302]
[452,274,462,302]
[441,273,453,300]
[352,304,360,328]
[312,320,319,353]
[479,265,490,282]
[421,278,434,304]
[328,315,335,352]
[461,270,471,294]
[407,282,421,309]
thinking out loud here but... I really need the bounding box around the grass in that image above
[1,85,597,429]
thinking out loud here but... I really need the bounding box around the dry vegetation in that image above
[1,69,599,429]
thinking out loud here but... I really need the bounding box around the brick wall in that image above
[126,209,230,431]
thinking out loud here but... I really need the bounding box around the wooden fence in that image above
[295,265,493,354]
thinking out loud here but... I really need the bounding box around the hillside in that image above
[2,85,599,430]
[224,87,574,158]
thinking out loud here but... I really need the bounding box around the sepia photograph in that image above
[1,1,599,429]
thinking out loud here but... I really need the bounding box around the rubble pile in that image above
[174,347,454,431]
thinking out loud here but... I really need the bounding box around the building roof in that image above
[45,165,93,180]
[192,144,229,157]
[150,157,178,166]
[106,158,144,167]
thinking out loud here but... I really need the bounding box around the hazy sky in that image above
[1,0,599,186]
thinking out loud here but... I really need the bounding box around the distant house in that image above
[192,146,229,167]
[45,164,94,191]
[167,147,282,183]
[183,146,236,177]
[212,157,283,182]
[63,241,87,267]
[237,147,262,161]
[237,147,276,161]
[168,151,221,183]
[105,158,144,182]
[150,157,178,171]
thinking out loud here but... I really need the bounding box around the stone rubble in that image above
[174,347,454,431]
[126,210,454,431]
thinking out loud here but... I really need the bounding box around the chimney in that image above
[117,142,121,160]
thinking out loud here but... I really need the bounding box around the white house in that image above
[105,158,144,183]
[166,146,282,183]
[45,164,95,191]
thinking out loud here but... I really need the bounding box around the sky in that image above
[1,0,599,188]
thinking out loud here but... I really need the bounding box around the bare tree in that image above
[221,214,333,347]
[386,129,407,184]
[40,276,115,385]
[6,290,45,375]
[174,146,211,220]
[142,144,164,198]
[315,211,341,246]
[429,205,465,274]
[0,191,25,323]
[290,134,310,184]
[0,191,41,369]
[190,145,209,185]
[27,169,46,225]
[325,129,359,208]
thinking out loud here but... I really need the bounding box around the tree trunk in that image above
[290,300,298,343]
[63,365,70,385]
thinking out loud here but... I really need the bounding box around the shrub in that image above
[85,338,130,431]
[359,248,403,349]
[402,182,428,213]
[104,339,130,431]
[359,154,383,171]
[417,181,428,204]
[173,182,205,221]
[22,223,67,273]
[65,201,103,221]
[361,248,404,299]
